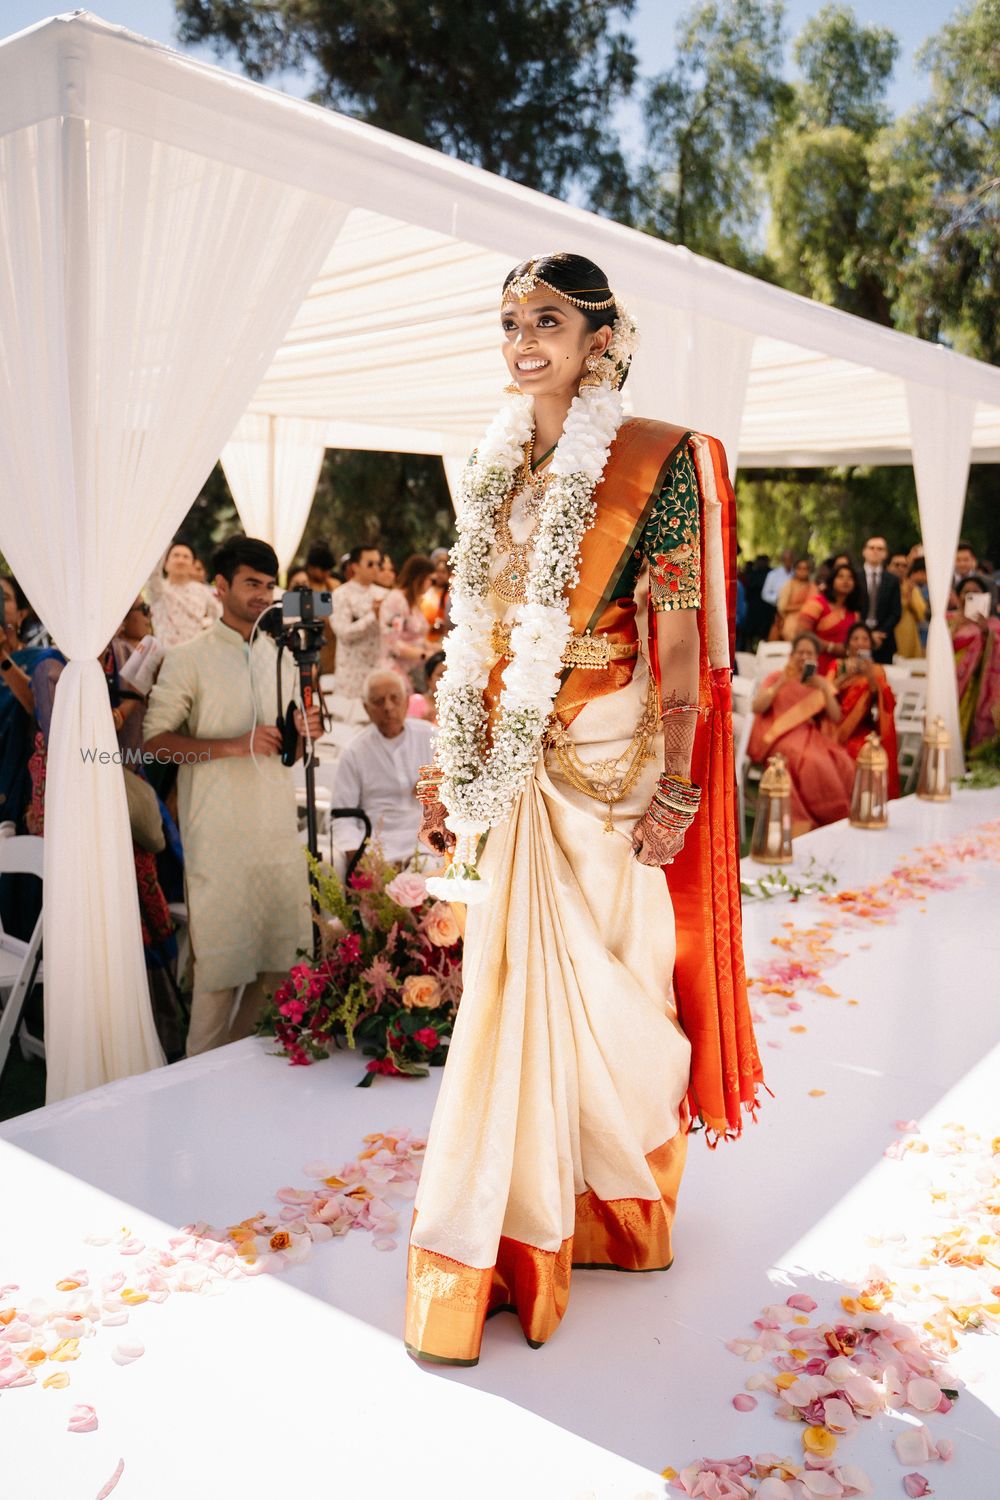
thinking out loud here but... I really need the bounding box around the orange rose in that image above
[269,1231,292,1252]
[401,974,442,1010]
[423,902,460,948]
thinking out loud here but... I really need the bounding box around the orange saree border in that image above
[404,1132,688,1365]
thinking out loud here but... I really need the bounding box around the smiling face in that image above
[500,290,612,401]
[847,625,873,656]
[791,636,818,672]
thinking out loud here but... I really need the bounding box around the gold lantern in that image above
[751,752,794,864]
[917,715,952,802]
[849,732,889,828]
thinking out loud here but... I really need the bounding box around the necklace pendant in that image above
[491,548,529,604]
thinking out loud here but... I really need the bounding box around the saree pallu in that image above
[797,596,858,676]
[405,422,760,1365]
[748,677,855,833]
[953,619,1000,751]
[829,670,900,799]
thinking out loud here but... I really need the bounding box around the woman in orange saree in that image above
[826,622,900,798]
[797,563,862,675]
[749,633,855,835]
[405,254,761,1366]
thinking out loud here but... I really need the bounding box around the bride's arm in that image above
[632,608,700,867]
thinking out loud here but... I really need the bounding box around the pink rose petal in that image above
[372,1236,398,1252]
[111,1340,145,1366]
[906,1378,942,1413]
[834,1465,872,1496]
[95,1459,125,1499]
[756,1483,795,1500]
[68,1404,98,1434]
[902,1477,932,1498]
[786,1293,818,1312]
[934,1440,953,1463]
[895,1428,934,1466]
[732,1394,757,1412]
[894,1120,920,1133]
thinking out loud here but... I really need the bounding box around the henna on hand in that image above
[418,799,455,855]
[630,806,687,867]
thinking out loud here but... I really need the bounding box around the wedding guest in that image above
[286,566,311,591]
[143,536,319,1055]
[408,650,446,724]
[330,543,383,720]
[376,553,397,589]
[380,554,434,682]
[762,549,795,638]
[420,548,451,646]
[954,540,978,589]
[148,540,222,648]
[826,622,900,797]
[0,575,58,829]
[856,536,901,665]
[191,558,209,584]
[743,553,775,646]
[950,576,1000,752]
[331,669,435,866]
[302,540,339,676]
[797,561,862,673]
[775,557,812,641]
[749,632,855,835]
[888,552,927,658]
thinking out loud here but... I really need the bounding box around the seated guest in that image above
[826,622,900,797]
[331,669,435,866]
[408,650,446,725]
[889,553,928,658]
[380,554,434,682]
[148,539,222,648]
[750,632,855,835]
[0,575,59,830]
[776,556,812,641]
[798,561,862,674]
[950,576,1000,752]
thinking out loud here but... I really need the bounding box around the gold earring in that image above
[579,355,605,389]
[504,380,521,394]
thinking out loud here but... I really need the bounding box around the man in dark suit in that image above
[858,536,901,664]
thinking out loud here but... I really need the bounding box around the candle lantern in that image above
[849,732,889,828]
[750,752,793,864]
[917,715,952,802]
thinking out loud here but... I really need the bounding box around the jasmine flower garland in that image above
[427,304,639,903]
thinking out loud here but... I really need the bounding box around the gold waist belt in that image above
[490,620,638,670]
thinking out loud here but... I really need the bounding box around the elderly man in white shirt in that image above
[331,669,435,867]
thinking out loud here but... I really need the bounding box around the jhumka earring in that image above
[579,354,607,389]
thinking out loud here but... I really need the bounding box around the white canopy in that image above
[1,11,996,1097]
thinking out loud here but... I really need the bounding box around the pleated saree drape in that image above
[405,423,762,1365]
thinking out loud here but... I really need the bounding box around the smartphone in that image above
[964,592,991,621]
[856,649,872,661]
[802,661,817,681]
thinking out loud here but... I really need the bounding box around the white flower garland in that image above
[427,302,639,902]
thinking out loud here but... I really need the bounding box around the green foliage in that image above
[736,466,920,561]
[638,0,791,268]
[175,0,638,210]
[297,449,454,571]
[793,3,898,137]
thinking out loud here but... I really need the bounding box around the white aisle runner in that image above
[2,790,999,1499]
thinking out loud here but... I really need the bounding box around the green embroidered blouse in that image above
[615,440,702,611]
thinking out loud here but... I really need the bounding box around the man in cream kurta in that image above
[144,537,316,1055]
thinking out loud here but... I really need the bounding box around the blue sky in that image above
[3,0,955,115]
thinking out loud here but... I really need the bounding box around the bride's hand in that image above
[630,806,688,867]
[418,798,455,856]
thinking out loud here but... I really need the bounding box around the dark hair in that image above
[792,631,822,652]
[907,556,926,577]
[163,539,195,574]
[396,553,434,606]
[794,556,812,569]
[211,535,279,585]
[424,650,446,686]
[305,540,335,573]
[821,561,862,612]
[0,573,30,613]
[957,574,989,594]
[348,543,381,566]
[956,538,976,554]
[502,253,617,333]
[846,622,875,650]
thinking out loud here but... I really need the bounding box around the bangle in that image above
[660,702,697,719]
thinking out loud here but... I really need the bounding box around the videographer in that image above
[143,536,321,1056]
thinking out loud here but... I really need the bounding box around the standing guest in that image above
[826,622,900,797]
[855,536,901,665]
[797,562,862,674]
[148,540,222,649]
[376,553,397,590]
[0,576,58,829]
[118,597,153,651]
[776,557,812,641]
[743,553,774,646]
[762,549,795,637]
[888,551,927,658]
[331,669,435,866]
[954,539,978,589]
[286,566,310,591]
[950,576,1000,752]
[420,548,452,646]
[409,650,446,724]
[143,536,319,1056]
[380,554,434,682]
[330,543,384,720]
[749,633,855,834]
[301,540,340,677]
[191,558,208,584]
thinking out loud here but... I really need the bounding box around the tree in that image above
[766,5,901,322]
[299,449,454,568]
[735,466,920,563]
[638,0,791,269]
[174,0,638,212]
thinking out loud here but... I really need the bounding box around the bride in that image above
[406,252,762,1365]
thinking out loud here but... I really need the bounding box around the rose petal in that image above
[42,1371,70,1389]
[787,1295,818,1313]
[895,1429,933,1466]
[732,1394,758,1412]
[111,1341,144,1366]
[757,1483,796,1500]
[934,1440,953,1463]
[372,1237,398,1252]
[95,1458,125,1499]
[833,1465,872,1496]
[902,1478,932,1498]
[906,1378,942,1413]
[68,1403,98,1434]
[800,1472,843,1497]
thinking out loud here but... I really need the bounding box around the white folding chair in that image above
[754,640,792,676]
[735,651,757,681]
[893,653,927,676]
[895,681,927,795]
[0,836,45,1076]
[731,675,756,719]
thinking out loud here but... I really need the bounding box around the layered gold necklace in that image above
[491,435,557,605]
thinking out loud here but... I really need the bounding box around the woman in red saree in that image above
[950,577,1000,751]
[826,622,900,797]
[406,253,761,1366]
[798,563,862,675]
[749,632,855,834]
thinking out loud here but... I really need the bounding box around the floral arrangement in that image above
[257,851,463,1083]
[428,303,638,903]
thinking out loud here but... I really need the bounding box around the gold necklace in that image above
[491,439,556,605]
[545,674,660,833]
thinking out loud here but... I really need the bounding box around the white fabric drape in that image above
[905,382,976,775]
[221,414,328,573]
[621,305,754,470]
[0,115,346,1100]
